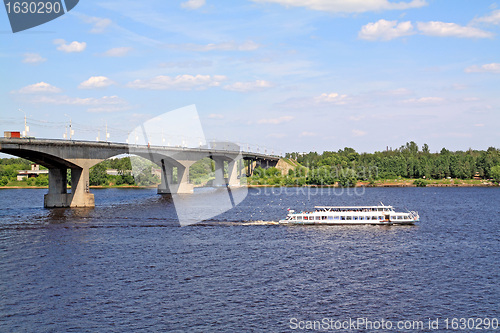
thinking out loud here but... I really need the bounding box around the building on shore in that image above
[17,164,48,181]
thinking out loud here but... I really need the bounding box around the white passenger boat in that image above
[279,203,419,225]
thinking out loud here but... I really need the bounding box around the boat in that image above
[279,203,419,225]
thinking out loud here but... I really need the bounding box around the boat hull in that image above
[278,220,416,226]
[280,204,419,226]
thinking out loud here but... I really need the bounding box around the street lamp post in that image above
[64,114,74,140]
[19,109,29,137]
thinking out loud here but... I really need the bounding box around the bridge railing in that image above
[0,137,283,159]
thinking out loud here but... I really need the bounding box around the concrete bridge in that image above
[0,138,279,208]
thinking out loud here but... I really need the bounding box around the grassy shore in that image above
[1,178,497,189]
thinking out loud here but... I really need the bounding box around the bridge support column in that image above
[176,164,194,193]
[246,159,256,177]
[158,159,174,194]
[158,159,194,194]
[211,157,241,187]
[213,158,225,187]
[227,159,240,187]
[44,166,95,208]
[70,166,95,207]
[44,168,69,208]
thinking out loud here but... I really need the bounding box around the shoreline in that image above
[247,183,497,188]
[1,183,497,190]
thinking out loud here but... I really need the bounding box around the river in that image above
[0,187,499,332]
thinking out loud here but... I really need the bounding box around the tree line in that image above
[2,142,500,187]
[282,142,500,185]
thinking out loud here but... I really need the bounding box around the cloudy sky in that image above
[1,0,500,154]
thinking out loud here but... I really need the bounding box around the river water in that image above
[0,187,499,332]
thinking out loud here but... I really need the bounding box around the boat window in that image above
[316,216,321,220]
[379,216,383,220]
[371,216,377,220]
[341,216,346,220]
[333,216,339,220]
[297,216,302,220]
[304,216,308,220]
[353,216,358,220]
[322,216,327,220]
[397,216,402,219]
[346,216,352,220]
[328,216,333,220]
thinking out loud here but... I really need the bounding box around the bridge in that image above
[0,138,280,208]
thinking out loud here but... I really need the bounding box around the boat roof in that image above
[314,205,393,209]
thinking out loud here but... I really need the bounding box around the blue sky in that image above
[1,0,500,154]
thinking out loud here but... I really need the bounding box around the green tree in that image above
[35,175,49,186]
[338,168,357,187]
[413,179,427,187]
[0,176,8,186]
[422,143,430,154]
[90,163,108,186]
[491,165,500,182]
[266,167,281,177]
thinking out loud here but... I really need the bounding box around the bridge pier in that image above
[69,165,95,207]
[227,160,239,186]
[213,158,225,187]
[212,157,241,187]
[44,162,96,208]
[44,168,69,208]
[157,159,194,194]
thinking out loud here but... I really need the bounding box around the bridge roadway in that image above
[0,138,279,208]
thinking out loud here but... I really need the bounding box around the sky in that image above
[1,0,500,155]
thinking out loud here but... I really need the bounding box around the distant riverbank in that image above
[1,179,497,190]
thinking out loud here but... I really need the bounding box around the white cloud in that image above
[181,0,206,10]
[258,116,294,124]
[208,113,224,119]
[352,129,367,137]
[278,92,352,110]
[250,0,427,13]
[465,63,500,74]
[83,16,112,33]
[87,105,131,113]
[359,19,414,41]
[473,9,500,25]
[224,80,272,92]
[78,76,115,89]
[384,88,412,95]
[102,47,133,57]
[31,95,126,106]
[168,40,261,52]
[314,92,348,104]
[300,131,317,137]
[127,75,227,90]
[267,133,287,138]
[160,60,213,68]
[16,82,61,94]
[417,21,494,38]
[403,97,445,104]
[22,53,46,64]
[349,115,365,121]
[54,39,87,53]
